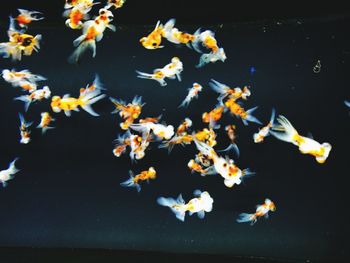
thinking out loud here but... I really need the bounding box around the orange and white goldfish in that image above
[178,83,203,108]
[136,57,183,87]
[253,108,276,143]
[0,158,20,187]
[37,112,55,134]
[159,133,193,153]
[140,21,164,49]
[187,158,215,176]
[63,4,92,29]
[237,199,276,225]
[106,0,126,9]
[139,115,162,124]
[157,190,214,222]
[224,98,261,126]
[15,86,51,111]
[176,118,192,135]
[196,48,227,68]
[120,167,156,192]
[15,9,44,28]
[51,84,105,117]
[209,79,251,101]
[202,104,225,129]
[2,69,46,93]
[192,29,219,53]
[0,17,42,61]
[18,113,32,144]
[218,125,240,156]
[64,0,96,9]
[130,121,175,140]
[193,128,217,147]
[270,115,332,163]
[194,139,254,187]
[110,96,144,130]
[161,18,195,46]
[68,8,116,63]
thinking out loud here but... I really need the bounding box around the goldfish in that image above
[120,167,156,192]
[110,96,144,130]
[139,115,162,124]
[193,128,217,147]
[0,158,20,187]
[64,0,96,9]
[209,79,251,101]
[159,134,193,153]
[0,17,42,61]
[187,158,215,176]
[68,8,116,63]
[161,19,195,46]
[253,108,276,143]
[219,125,240,156]
[15,9,44,28]
[178,83,203,108]
[176,118,192,135]
[51,84,106,117]
[157,190,214,222]
[194,139,254,187]
[196,48,227,68]
[1,69,46,93]
[192,29,219,53]
[136,57,183,87]
[140,21,164,49]
[14,86,51,111]
[130,121,175,140]
[202,104,225,129]
[63,4,92,29]
[18,113,32,144]
[106,0,126,9]
[37,112,55,134]
[270,115,332,163]
[224,98,261,125]
[237,199,276,225]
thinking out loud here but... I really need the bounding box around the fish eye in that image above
[22,37,33,47]
[100,10,106,15]
[223,163,227,167]
[152,42,157,47]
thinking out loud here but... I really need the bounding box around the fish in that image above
[0,17,42,61]
[193,139,254,188]
[176,118,192,135]
[64,0,95,9]
[178,83,203,108]
[120,167,156,192]
[191,29,220,53]
[187,159,215,176]
[110,96,144,130]
[196,48,227,68]
[139,21,164,49]
[51,83,106,117]
[218,125,240,156]
[224,98,261,125]
[14,86,51,111]
[270,115,332,163]
[63,4,92,29]
[18,113,33,144]
[209,79,251,101]
[193,128,217,147]
[105,0,126,9]
[159,134,193,153]
[136,57,183,87]
[237,199,276,225]
[253,108,276,143]
[202,104,225,129]
[0,158,20,187]
[157,190,214,222]
[1,69,46,92]
[161,18,195,46]
[15,9,44,28]
[68,8,116,63]
[130,121,175,140]
[37,112,55,134]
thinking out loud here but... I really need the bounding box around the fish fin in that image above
[64,110,71,117]
[14,96,31,111]
[41,126,55,134]
[193,189,202,197]
[243,106,262,125]
[218,143,240,157]
[236,213,257,225]
[197,210,205,219]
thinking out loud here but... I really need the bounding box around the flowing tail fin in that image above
[8,158,20,174]
[68,35,96,63]
[236,213,257,225]
[270,115,299,144]
[79,89,106,116]
[178,95,191,108]
[269,108,276,126]
[218,143,240,157]
[157,194,186,222]
[135,70,167,86]
[14,95,32,111]
[242,106,262,126]
[120,170,141,192]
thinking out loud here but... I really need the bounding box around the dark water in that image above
[0,11,349,263]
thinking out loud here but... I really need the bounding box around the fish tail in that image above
[270,115,299,144]
[242,106,262,125]
[236,213,257,225]
[218,143,240,157]
[14,95,31,111]
[120,170,141,192]
[178,95,191,108]
[269,108,276,125]
[79,89,106,116]
[68,35,96,63]
[157,194,186,222]
[8,158,20,175]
